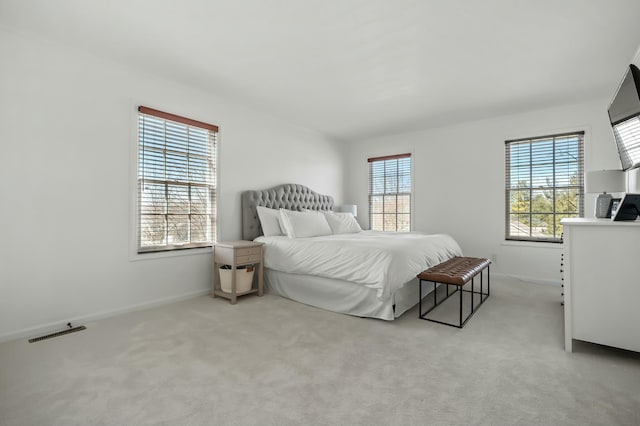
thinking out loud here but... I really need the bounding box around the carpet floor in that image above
[0,276,639,426]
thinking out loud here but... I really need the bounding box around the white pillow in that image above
[256,206,284,236]
[323,211,362,234]
[279,209,332,238]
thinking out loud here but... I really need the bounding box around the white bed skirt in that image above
[265,269,428,320]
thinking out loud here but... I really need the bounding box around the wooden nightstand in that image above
[212,240,264,304]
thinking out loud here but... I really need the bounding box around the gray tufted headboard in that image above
[242,183,335,240]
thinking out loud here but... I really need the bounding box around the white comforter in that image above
[255,231,462,300]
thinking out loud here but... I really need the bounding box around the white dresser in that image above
[561,218,640,353]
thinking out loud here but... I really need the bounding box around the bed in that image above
[242,183,462,320]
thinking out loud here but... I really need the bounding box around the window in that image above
[368,153,412,231]
[505,132,584,242]
[137,106,217,253]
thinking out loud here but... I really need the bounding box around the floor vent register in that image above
[28,326,87,343]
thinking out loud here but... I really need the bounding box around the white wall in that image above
[0,28,345,341]
[345,100,621,284]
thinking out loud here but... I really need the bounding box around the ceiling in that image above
[2,0,640,142]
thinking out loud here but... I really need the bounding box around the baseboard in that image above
[492,272,561,287]
[0,288,210,344]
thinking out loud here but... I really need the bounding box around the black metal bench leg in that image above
[419,279,422,318]
[459,283,463,327]
[471,278,474,314]
[433,281,437,308]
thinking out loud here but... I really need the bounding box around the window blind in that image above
[505,132,584,242]
[138,106,218,253]
[368,153,412,232]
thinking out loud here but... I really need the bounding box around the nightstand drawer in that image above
[236,254,261,264]
[236,247,262,257]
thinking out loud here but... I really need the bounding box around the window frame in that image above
[505,131,584,243]
[136,106,218,254]
[368,153,412,232]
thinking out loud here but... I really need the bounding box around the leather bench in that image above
[417,256,491,328]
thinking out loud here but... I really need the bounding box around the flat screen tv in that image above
[608,64,640,171]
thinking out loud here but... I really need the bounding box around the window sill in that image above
[501,240,563,249]
[130,246,212,262]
